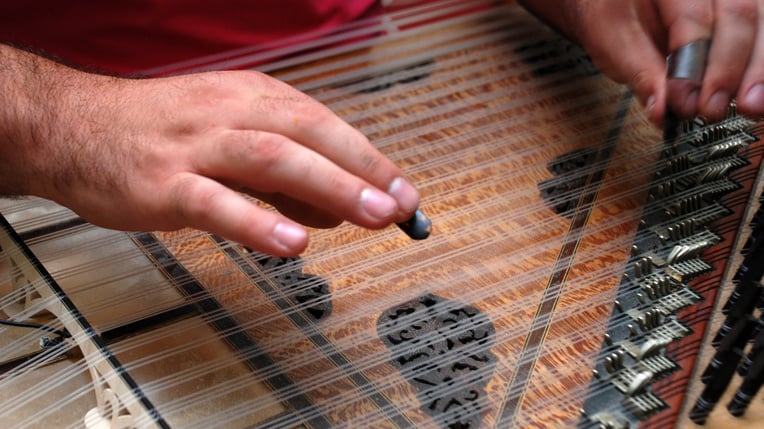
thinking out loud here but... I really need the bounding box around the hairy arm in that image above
[0,43,419,256]
[0,44,75,198]
[0,44,141,215]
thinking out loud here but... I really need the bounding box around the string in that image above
[1,1,762,428]
[1,79,748,428]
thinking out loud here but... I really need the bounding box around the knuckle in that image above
[719,0,758,21]
[292,101,337,130]
[234,69,270,86]
[323,169,352,199]
[704,65,738,89]
[166,175,217,225]
[241,69,315,102]
[359,151,385,178]
[224,130,289,168]
[628,68,655,98]
[249,132,290,169]
[676,4,713,28]
[233,69,317,110]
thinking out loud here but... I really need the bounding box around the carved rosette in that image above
[377,293,497,429]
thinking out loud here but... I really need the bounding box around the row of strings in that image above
[1,1,760,427]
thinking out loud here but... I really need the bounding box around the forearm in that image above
[0,44,64,197]
[0,44,122,201]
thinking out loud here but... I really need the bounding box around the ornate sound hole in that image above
[377,293,496,429]
[538,147,599,217]
[341,60,436,93]
[516,38,600,78]
[251,255,332,322]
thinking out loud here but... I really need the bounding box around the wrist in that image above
[0,44,50,197]
[0,44,115,201]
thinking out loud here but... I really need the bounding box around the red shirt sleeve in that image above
[0,0,379,75]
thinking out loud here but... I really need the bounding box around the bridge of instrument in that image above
[1,1,763,428]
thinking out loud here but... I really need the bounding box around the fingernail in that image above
[273,222,307,251]
[387,177,419,217]
[743,84,764,112]
[645,94,656,111]
[706,90,729,119]
[644,94,662,125]
[360,187,397,221]
[681,89,699,118]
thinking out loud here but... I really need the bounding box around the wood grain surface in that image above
[1,2,762,428]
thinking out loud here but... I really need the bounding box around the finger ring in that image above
[667,39,710,82]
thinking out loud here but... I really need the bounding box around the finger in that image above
[621,35,670,126]
[252,191,343,229]
[164,173,309,256]
[229,71,419,217]
[736,0,764,117]
[657,0,714,118]
[666,39,709,118]
[198,129,404,229]
[217,179,343,228]
[657,0,714,51]
[578,5,669,124]
[699,0,758,121]
[666,79,702,118]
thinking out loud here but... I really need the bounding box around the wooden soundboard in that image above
[1,1,763,428]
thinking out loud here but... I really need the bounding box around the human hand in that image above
[1,46,419,256]
[567,0,764,124]
[520,0,764,124]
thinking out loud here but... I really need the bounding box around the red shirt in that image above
[0,1,379,75]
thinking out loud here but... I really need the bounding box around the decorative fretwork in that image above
[539,147,600,217]
[0,238,47,319]
[378,293,496,429]
[248,254,332,323]
[84,368,140,429]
